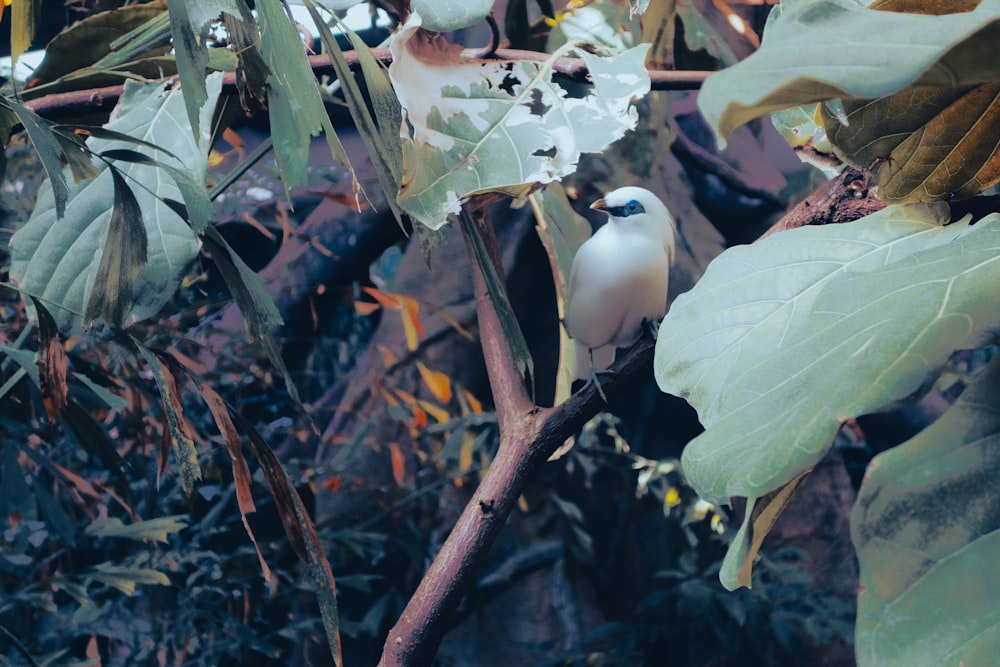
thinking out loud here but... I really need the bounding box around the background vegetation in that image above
[1,0,998,665]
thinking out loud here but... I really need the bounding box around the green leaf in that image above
[698,0,1000,147]
[390,13,651,228]
[305,2,401,223]
[412,0,494,32]
[655,206,1000,581]
[256,0,357,197]
[167,0,210,141]
[85,515,188,543]
[84,168,148,329]
[0,98,71,218]
[821,81,1000,203]
[89,563,171,595]
[9,75,222,331]
[852,354,1000,667]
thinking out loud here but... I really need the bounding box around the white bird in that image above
[565,186,677,383]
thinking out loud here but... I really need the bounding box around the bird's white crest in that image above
[565,186,676,380]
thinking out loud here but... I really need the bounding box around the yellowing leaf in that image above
[416,361,453,404]
[85,515,189,543]
[417,400,451,424]
[823,82,1000,203]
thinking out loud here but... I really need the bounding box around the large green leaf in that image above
[654,206,1000,583]
[852,354,1000,667]
[699,0,1000,146]
[389,12,651,228]
[10,74,222,331]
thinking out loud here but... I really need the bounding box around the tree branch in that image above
[21,50,710,120]
[377,203,658,666]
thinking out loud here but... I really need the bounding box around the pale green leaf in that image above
[390,12,651,228]
[412,0,494,32]
[89,563,171,595]
[698,0,1000,147]
[656,206,1000,508]
[852,354,1000,667]
[9,75,221,331]
[86,515,189,543]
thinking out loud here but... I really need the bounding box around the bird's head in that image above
[591,186,677,260]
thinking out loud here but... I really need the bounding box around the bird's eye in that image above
[625,200,645,215]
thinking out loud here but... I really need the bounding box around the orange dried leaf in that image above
[197,382,256,516]
[411,405,429,431]
[376,344,398,367]
[458,431,475,473]
[388,443,407,487]
[417,400,450,424]
[463,389,484,414]
[322,475,342,493]
[363,287,404,311]
[416,361,453,404]
[401,311,420,351]
[354,300,381,316]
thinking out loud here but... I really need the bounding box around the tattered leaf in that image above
[84,167,148,328]
[656,207,1000,544]
[548,1,641,52]
[390,12,651,228]
[167,0,210,140]
[10,75,221,331]
[640,0,679,68]
[852,354,1000,667]
[85,515,189,543]
[698,0,1000,147]
[32,297,68,421]
[232,411,342,666]
[822,82,1000,203]
[134,344,202,495]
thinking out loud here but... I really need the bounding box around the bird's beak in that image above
[590,198,608,211]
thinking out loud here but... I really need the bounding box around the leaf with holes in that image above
[390,12,650,228]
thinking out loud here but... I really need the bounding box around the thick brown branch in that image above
[378,205,657,666]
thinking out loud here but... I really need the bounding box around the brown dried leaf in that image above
[32,297,68,421]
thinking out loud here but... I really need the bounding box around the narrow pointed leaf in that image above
[2,99,71,217]
[32,297,68,421]
[231,411,342,666]
[11,0,41,71]
[84,167,148,328]
[167,0,210,140]
[134,343,202,495]
[86,515,189,543]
